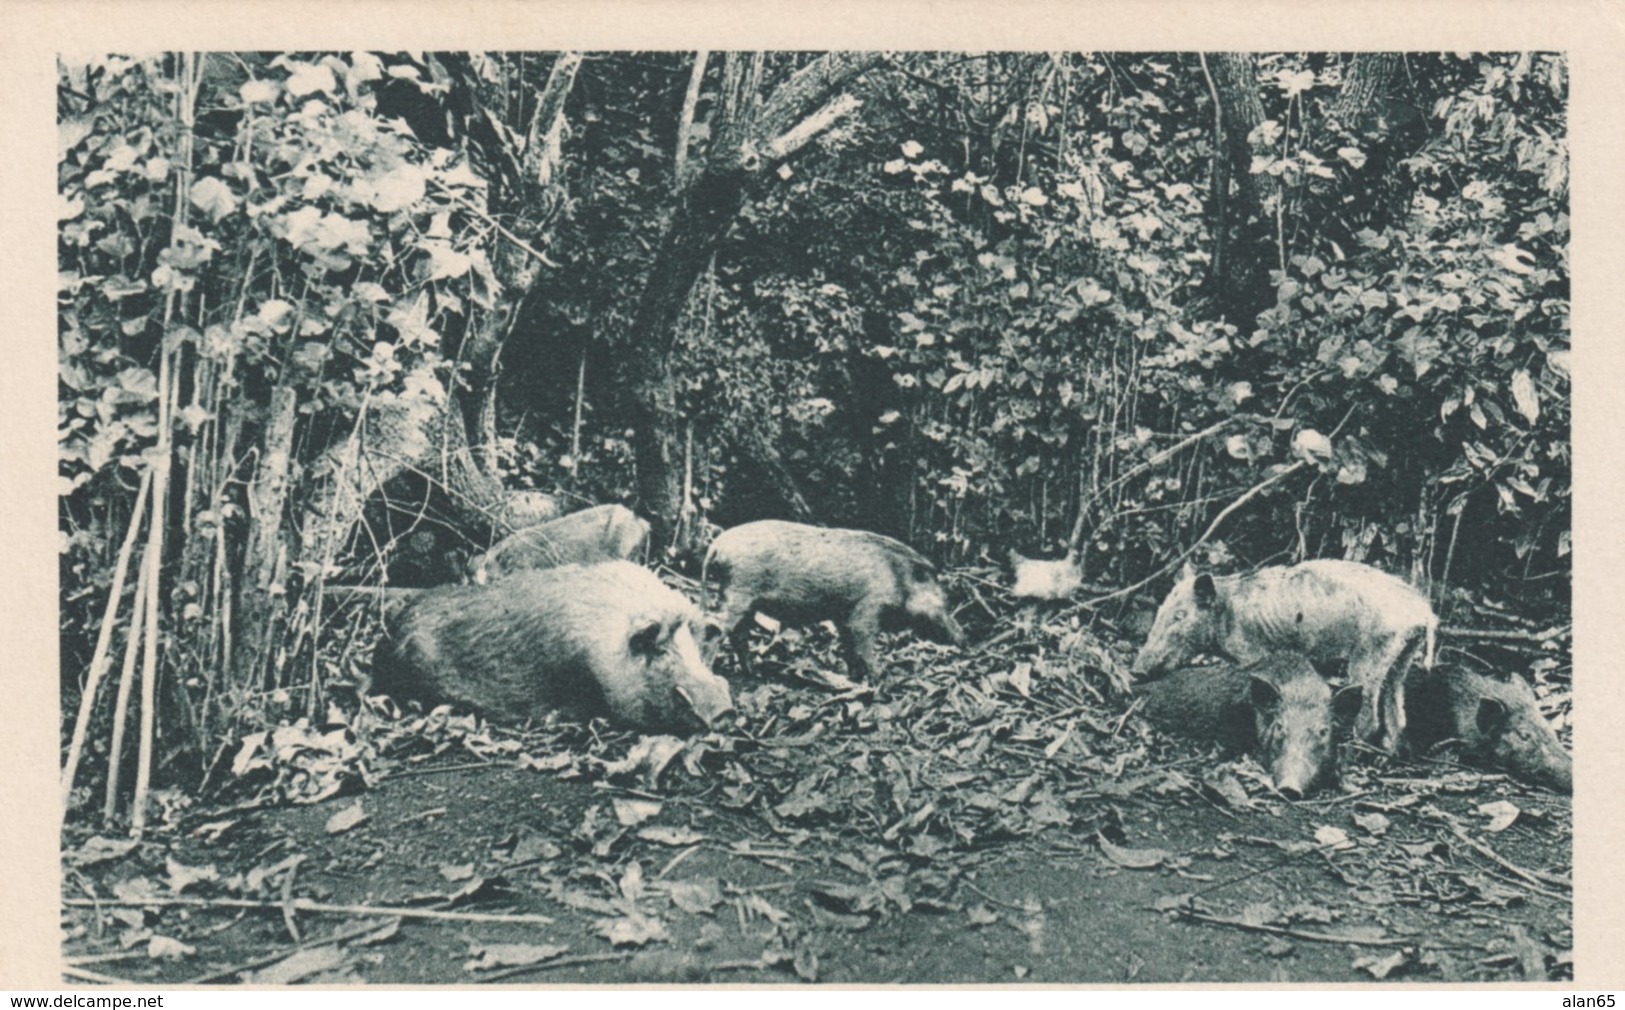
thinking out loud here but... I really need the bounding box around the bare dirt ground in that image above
[61,614,1572,986]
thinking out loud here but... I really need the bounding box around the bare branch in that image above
[759,92,861,163]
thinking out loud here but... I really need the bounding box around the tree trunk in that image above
[1202,53,1273,325]
[1203,53,1410,328]
[626,52,884,551]
[234,386,297,689]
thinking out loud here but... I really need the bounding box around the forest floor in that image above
[60,605,1573,986]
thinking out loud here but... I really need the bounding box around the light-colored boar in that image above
[468,504,650,584]
[702,520,965,680]
[1133,559,1436,752]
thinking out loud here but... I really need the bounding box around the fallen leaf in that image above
[1353,812,1391,836]
[638,826,705,846]
[247,945,345,983]
[1313,825,1354,852]
[619,862,646,902]
[325,801,367,835]
[189,819,237,843]
[1353,949,1408,980]
[510,833,562,863]
[599,735,685,784]
[966,904,999,927]
[463,942,569,972]
[1478,800,1521,833]
[665,878,723,915]
[66,836,139,868]
[519,752,573,772]
[1098,835,1170,869]
[595,913,669,947]
[612,798,663,827]
[1265,938,1295,958]
[1202,769,1254,809]
[165,856,220,894]
[438,862,475,882]
[146,935,196,961]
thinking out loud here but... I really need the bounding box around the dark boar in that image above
[372,561,732,732]
[702,520,965,680]
[1134,560,1437,752]
[468,504,650,584]
[1137,653,1364,799]
[1404,666,1571,793]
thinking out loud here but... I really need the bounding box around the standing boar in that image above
[1133,560,1436,752]
[372,561,733,732]
[1403,666,1571,793]
[468,504,650,584]
[702,520,965,680]
[1137,653,1364,799]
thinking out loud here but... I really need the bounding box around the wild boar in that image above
[1137,653,1364,799]
[1404,666,1571,793]
[1133,560,1437,752]
[372,561,732,733]
[702,520,965,680]
[468,504,650,584]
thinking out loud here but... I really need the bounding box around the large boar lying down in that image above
[467,504,650,584]
[702,520,965,680]
[1137,653,1363,799]
[1404,665,1571,793]
[1134,560,1437,751]
[372,561,733,733]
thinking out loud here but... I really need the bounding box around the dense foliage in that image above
[57,51,1569,820]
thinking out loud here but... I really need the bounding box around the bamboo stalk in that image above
[102,554,148,822]
[61,469,151,809]
[130,362,172,838]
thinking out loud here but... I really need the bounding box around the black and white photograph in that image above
[11,2,1625,991]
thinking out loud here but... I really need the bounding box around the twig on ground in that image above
[474,950,632,983]
[64,895,555,926]
[183,917,401,984]
[61,966,136,985]
[388,760,500,780]
[1177,909,1434,949]
[1449,824,1571,890]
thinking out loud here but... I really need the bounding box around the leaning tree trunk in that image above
[625,51,886,553]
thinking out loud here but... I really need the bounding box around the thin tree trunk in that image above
[235,386,297,690]
[675,52,709,189]
[61,470,151,809]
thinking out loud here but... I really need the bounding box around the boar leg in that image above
[1375,635,1424,753]
[1350,632,1421,752]
[841,604,884,680]
[717,598,758,677]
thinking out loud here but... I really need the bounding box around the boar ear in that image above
[1193,574,1217,608]
[1332,685,1365,730]
[1475,697,1510,737]
[1247,675,1281,712]
[1179,561,1196,581]
[629,620,664,658]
